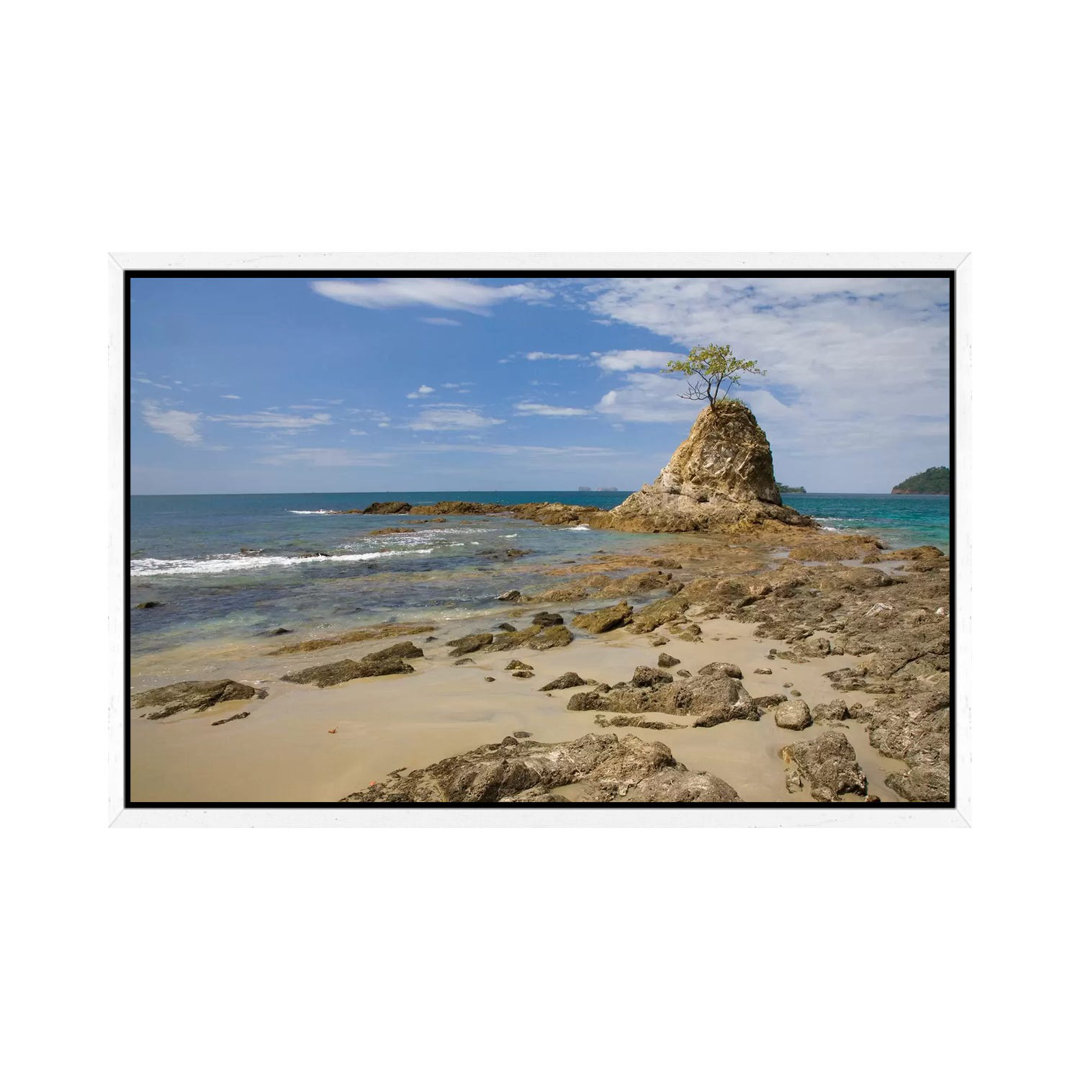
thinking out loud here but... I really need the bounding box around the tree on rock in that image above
[665,344,766,411]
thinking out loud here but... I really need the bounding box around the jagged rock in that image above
[754,667,772,675]
[698,661,743,679]
[811,699,849,725]
[339,732,740,803]
[267,627,292,636]
[631,595,691,632]
[780,731,868,801]
[631,666,673,688]
[603,402,810,532]
[627,771,741,802]
[538,672,587,691]
[360,501,412,514]
[453,657,476,666]
[132,679,267,720]
[531,611,564,627]
[368,526,416,536]
[886,763,950,803]
[571,601,633,633]
[512,731,532,739]
[448,632,494,656]
[282,650,416,687]
[511,670,535,679]
[496,623,518,632]
[505,660,533,671]
[657,652,681,668]
[864,690,951,802]
[483,677,495,682]
[774,700,812,730]
[487,624,574,651]
[497,590,523,602]
[135,601,162,609]
[568,671,757,725]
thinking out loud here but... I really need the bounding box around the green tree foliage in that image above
[892,466,950,494]
[664,344,766,410]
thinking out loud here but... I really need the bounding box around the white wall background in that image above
[4,2,1070,1079]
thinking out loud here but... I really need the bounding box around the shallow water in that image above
[130,490,950,653]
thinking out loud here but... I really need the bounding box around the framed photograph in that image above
[111,254,969,826]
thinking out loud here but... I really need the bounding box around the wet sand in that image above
[130,606,908,804]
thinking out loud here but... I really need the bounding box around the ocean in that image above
[130,490,950,655]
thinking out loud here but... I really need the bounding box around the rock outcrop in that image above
[339,732,741,803]
[780,731,868,801]
[132,679,267,720]
[602,402,811,532]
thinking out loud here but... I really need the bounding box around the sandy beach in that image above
[130,526,948,804]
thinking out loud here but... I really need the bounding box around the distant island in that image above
[777,484,806,494]
[892,466,950,494]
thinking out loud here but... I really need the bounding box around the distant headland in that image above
[892,466,949,495]
[777,484,806,494]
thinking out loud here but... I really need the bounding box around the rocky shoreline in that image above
[130,403,951,805]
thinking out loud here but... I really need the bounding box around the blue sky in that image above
[130,275,950,494]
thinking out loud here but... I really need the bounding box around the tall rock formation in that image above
[604,402,810,532]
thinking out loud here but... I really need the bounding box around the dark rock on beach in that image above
[571,601,633,634]
[487,624,573,651]
[448,632,494,656]
[538,671,587,691]
[774,699,812,730]
[567,669,757,725]
[780,731,868,801]
[134,601,163,609]
[132,679,267,720]
[657,652,681,668]
[339,732,741,803]
[282,642,422,687]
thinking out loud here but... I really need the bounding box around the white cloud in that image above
[142,402,203,444]
[514,402,592,417]
[208,410,333,433]
[581,276,950,488]
[593,349,685,372]
[220,393,241,400]
[311,278,551,315]
[525,351,582,361]
[419,316,462,326]
[406,384,436,399]
[414,441,615,459]
[256,447,393,468]
[594,373,702,423]
[407,405,504,431]
[349,429,369,436]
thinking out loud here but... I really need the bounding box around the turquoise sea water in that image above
[130,491,949,654]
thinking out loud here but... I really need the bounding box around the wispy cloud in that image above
[406,405,504,431]
[525,351,582,361]
[514,402,592,418]
[142,402,203,444]
[406,385,435,399]
[594,373,702,423]
[256,447,393,468]
[311,278,551,316]
[208,410,333,433]
[593,349,684,372]
[220,393,241,400]
[419,316,462,326]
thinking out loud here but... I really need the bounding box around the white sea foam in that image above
[131,548,435,577]
[287,509,335,514]
[564,525,591,531]
[502,534,518,538]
